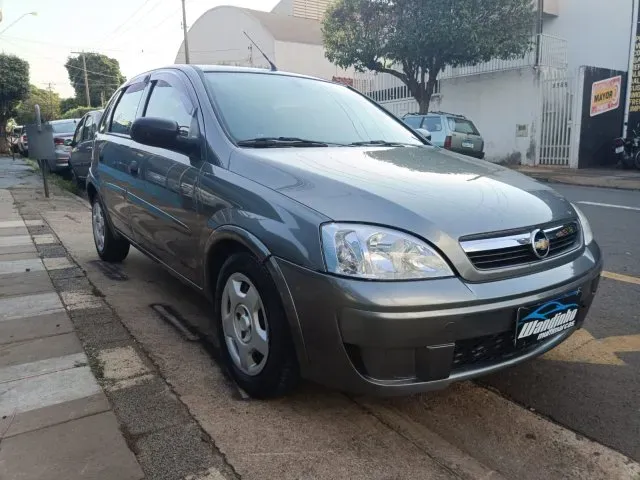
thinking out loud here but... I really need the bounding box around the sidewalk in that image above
[0,188,144,480]
[514,165,640,190]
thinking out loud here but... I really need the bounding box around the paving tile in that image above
[33,234,57,245]
[0,235,31,247]
[0,220,26,228]
[74,318,132,351]
[0,270,53,298]
[135,422,219,480]
[0,251,39,261]
[0,392,110,439]
[0,292,64,321]
[0,258,44,275]
[0,226,29,236]
[43,256,74,270]
[0,366,101,416]
[0,352,87,383]
[0,411,144,480]
[0,312,73,345]
[0,332,83,368]
[108,375,192,435]
[0,243,37,255]
[24,219,43,227]
[99,346,150,381]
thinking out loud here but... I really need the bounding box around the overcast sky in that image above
[0,0,280,98]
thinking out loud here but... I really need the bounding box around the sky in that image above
[0,0,280,98]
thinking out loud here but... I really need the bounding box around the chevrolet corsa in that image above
[86,66,602,398]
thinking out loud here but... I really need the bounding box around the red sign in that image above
[590,75,622,117]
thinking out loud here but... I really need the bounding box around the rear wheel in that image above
[214,252,299,398]
[91,196,129,262]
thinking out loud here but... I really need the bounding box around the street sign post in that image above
[25,104,54,198]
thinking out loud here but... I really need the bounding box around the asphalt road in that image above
[483,184,640,461]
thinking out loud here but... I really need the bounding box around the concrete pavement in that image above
[514,165,640,190]
[0,188,143,480]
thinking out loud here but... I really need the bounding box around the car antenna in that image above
[243,31,277,71]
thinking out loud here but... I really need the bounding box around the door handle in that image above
[130,160,139,175]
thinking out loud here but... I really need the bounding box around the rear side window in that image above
[424,116,443,132]
[447,117,480,135]
[110,83,145,136]
[403,116,423,128]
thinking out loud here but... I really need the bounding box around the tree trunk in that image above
[0,122,8,155]
[418,97,430,114]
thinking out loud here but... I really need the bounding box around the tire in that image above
[214,252,299,398]
[91,195,130,262]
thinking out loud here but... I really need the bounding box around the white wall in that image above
[274,41,353,80]
[175,6,275,69]
[434,69,539,164]
[543,0,633,73]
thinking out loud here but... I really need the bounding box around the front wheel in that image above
[214,252,299,398]
[91,196,130,262]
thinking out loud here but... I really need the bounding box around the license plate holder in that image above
[515,290,581,349]
[615,146,624,154]
[462,141,474,148]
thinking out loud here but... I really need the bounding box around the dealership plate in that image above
[515,291,581,349]
[462,141,474,148]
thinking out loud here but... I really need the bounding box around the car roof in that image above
[50,118,80,123]
[123,64,330,89]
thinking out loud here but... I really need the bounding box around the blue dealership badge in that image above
[515,290,581,347]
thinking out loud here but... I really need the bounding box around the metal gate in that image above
[537,69,575,166]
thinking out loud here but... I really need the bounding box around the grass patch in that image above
[26,158,79,195]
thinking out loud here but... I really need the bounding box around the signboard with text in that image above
[590,75,621,116]
[628,8,640,129]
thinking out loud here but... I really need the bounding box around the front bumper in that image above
[276,242,602,396]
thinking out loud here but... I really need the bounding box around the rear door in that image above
[127,70,204,284]
[70,114,95,179]
[94,82,146,239]
[423,115,447,148]
[446,116,483,155]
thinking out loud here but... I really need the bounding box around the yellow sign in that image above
[590,75,622,117]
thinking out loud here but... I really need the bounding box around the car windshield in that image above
[51,120,77,134]
[204,72,424,147]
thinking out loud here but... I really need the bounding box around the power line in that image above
[97,0,160,47]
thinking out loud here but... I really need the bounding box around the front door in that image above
[127,71,205,285]
[95,82,147,239]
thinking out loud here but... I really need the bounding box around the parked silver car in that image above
[44,119,81,172]
[404,112,485,159]
[69,111,103,186]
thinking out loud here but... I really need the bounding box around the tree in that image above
[15,85,61,125]
[0,54,29,152]
[323,0,536,113]
[60,97,79,114]
[65,53,125,108]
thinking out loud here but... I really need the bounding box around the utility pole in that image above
[71,51,91,107]
[181,0,190,64]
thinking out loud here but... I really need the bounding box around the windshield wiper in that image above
[347,140,414,147]
[237,137,331,148]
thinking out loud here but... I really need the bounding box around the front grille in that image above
[452,331,540,370]
[461,221,580,270]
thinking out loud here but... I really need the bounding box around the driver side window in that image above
[144,79,199,139]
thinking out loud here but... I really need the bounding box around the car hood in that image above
[230,146,576,241]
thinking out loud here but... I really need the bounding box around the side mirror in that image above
[70,140,77,148]
[416,128,432,141]
[131,117,198,155]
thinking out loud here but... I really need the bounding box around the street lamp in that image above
[0,11,37,35]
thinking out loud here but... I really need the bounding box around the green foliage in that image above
[0,53,29,151]
[65,53,125,107]
[15,85,62,124]
[60,97,79,114]
[62,106,94,120]
[323,0,536,113]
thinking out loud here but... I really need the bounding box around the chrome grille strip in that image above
[461,221,581,270]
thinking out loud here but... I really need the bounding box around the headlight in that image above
[572,204,593,245]
[321,223,453,280]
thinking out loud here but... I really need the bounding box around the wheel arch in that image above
[204,226,309,371]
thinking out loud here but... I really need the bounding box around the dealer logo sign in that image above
[515,292,581,347]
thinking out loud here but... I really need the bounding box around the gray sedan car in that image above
[87,66,602,398]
